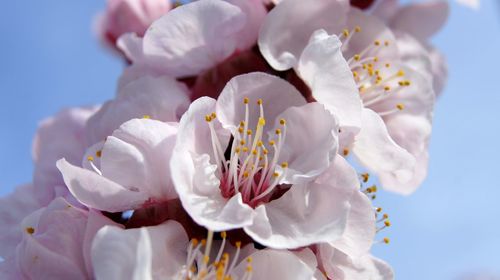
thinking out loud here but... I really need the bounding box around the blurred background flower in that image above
[0,0,499,279]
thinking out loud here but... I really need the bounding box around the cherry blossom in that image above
[91,220,320,280]
[170,72,359,248]
[58,118,179,212]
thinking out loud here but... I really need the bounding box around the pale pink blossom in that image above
[97,0,172,45]
[58,118,179,213]
[0,197,120,279]
[0,184,41,258]
[372,0,449,95]
[317,244,394,280]
[117,0,266,81]
[259,1,436,194]
[171,72,360,249]
[91,220,319,279]
[33,107,99,206]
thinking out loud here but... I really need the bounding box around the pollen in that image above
[258,117,266,126]
[361,173,369,182]
[25,227,35,235]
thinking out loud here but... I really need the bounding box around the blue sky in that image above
[0,1,498,279]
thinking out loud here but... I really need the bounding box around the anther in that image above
[275,129,281,135]
[25,227,35,235]
[142,115,151,119]
[384,220,391,227]
[205,115,212,122]
[396,103,405,111]
[257,99,263,105]
[384,86,391,92]
[361,173,369,182]
[221,231,227,239]
[384,41,390,46]
[235,241,242,248]
[258,117,266,126]
[343,148,350,156]
[374,40,381,46]
[87,156,94,162]
[354,54,361,61]
[243,97,249,104]
[355,26,361,32]
[268,140,275,146]
[383,237,390,244]
[96,150,102,158]
[281,162,288,168]
[397,70,405,77]
[211,112,217,119]
[247,129,252,135]
[279,118,286,125]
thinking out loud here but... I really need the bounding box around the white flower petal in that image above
[258,0,349,70]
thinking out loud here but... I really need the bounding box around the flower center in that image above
[339,27,412,116]
[205,98,288,207]
[178,231,253,280]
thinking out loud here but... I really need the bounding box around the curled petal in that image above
[352,109,416,189]
[57,158,149,212]
[297,30,362,131]
[258,0,349,70]
[274,102,338,184]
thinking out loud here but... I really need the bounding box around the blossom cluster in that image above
[0,0,457,279]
